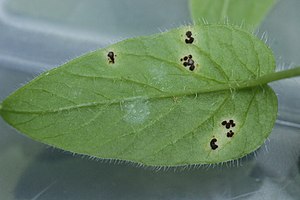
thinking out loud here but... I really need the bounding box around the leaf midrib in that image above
[0,83,266,114]
[2,63,300,115]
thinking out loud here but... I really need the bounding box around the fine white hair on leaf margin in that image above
[44,143,260,172]
[200,17,209,25]
[181,20,194,27]
[168,20,194,31]
[224,16,230,25]
[239,19,246,29]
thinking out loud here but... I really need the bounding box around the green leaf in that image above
[189,0,277,29]
[0,24,293,167]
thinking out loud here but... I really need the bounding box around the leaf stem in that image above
[235,67,300,89]
[0,68,299,114]
[190,67,300,94]
[183,67,300,95]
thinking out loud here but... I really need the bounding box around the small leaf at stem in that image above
[189,0,277,29]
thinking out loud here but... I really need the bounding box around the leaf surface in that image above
[189,0,277,29]
[0,25,277,166]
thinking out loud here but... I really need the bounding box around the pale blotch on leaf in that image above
[123,99,150,124]
[149,66,167,85]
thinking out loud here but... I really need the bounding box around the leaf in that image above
[0,25,279,166]
[189,0,277,29]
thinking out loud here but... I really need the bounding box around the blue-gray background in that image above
[0,0,300,199]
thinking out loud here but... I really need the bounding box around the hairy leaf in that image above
[0,25,279,166]
[189,0,277,29]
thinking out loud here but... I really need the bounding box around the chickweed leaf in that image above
[190,0,277,29]
[1,25,300,166]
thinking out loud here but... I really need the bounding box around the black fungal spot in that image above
[185,31,194,44]
[210,138,218,150]
[227,130,234,137]
[186,31,192,38]
[107,51,116,64]
[189,65,195,71]
[222,119,236,129]
[185,38,194,44]
[187,59,194,65]
[180,55,196,71]
[229,120,236,127]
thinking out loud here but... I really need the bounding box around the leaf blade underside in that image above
[0,25,277,166]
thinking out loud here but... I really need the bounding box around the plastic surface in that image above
[0,0,299,199]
